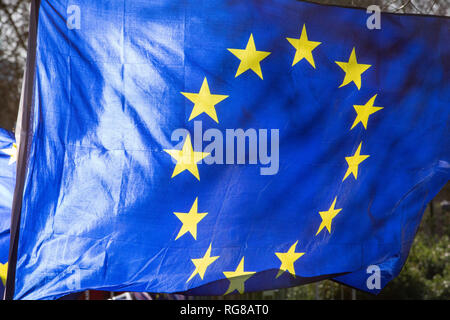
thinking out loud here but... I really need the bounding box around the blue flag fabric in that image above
[0,129,16,296]
[12,0,449,299]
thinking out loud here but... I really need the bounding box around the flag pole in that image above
[4,0,41,300]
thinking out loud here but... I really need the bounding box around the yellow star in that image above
[350,94,383,130]
[173,197,208,240]
[343,142,370,181]
[275,241,305,279]
[286,24,321,68]
[228,34,271,79]
[223,257,256,295]
[164,135,210,181]
[181,77,229,123]
[315,197,342,236]
[0,262,7,286]
[335,47,371,90]
[187,243,219,283]
[1,143,18,165]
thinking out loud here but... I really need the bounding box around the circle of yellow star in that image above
[1,143,18,165]
[343,142,370,181]
[351,94,383,130]
[187,244,219,283]
[315,197,342,236]
[0,262,7,286]
[286,24,321,68]
[173,197,208,240]
[228,34,271,79]
[164,135,210,181]
[223,257,256,295]
[181,77,229,123]
[335,47,371,90]
[275,241,305,279]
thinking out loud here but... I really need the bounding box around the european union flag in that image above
[0,129,16,297]
[8,0,449,299]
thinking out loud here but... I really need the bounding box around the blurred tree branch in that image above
[0,1,27,51]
